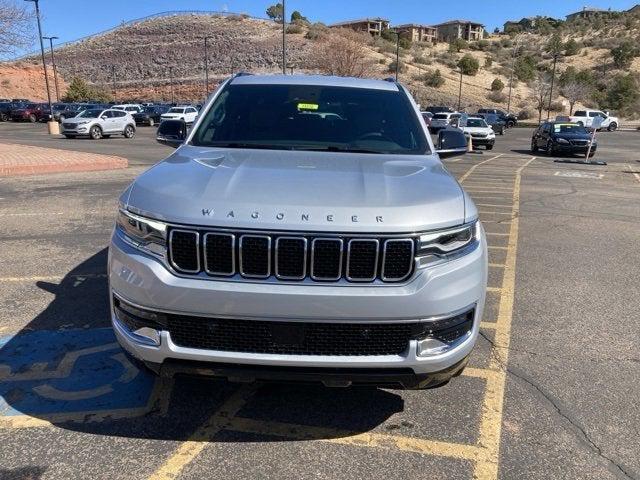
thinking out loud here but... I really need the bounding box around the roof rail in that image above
[234,72,253,77]
[383,77,397,83]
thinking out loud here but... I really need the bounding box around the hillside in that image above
[2,11,639,120]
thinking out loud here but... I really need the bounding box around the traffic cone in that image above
[467,134,473,152]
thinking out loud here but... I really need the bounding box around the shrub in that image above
[564,39,580,56]
[422,69,445,88]
[485,56,493,68]
[611,41,638,69]
[517,109,536,120]
[457,54,480,76]
[606,73,639,113]
[286,24,304,34]
[491,78,505,91]
[413,54,431,65]
[62,77,112,103]
[378,58,387,64]
[549,100,565,111]
[448,38,468,53]
[514,55,537,81]
[487,91,507,103]
[388,59,407,74]
[305,22,327,40]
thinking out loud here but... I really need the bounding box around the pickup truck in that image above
[568,109,619,131]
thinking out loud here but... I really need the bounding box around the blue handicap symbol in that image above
[0,328,155,418]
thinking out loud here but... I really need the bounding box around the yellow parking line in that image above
[488,246,508,250]
[458,154,504,183]
[225,417,486,462]
[476,204,512,209]
[148,384,257,480]
[474,156,535,479]
[479,211,513,216]
[480,321,498,329]
[486,287,502,293]
[485,232,509,236]
[488,263,505,268]
[627,163,640,183]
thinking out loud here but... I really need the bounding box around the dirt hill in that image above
[2,11,639,120]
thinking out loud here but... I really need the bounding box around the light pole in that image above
[507,33,529,115]
[24,0,52,120]
[42,35,59,101]
[393,31,400,81]
[546,52,559,121]
[281,0,286,74]
[168,66,174,104]
[203,36,213,95]
[110,65,117,101]
[457,69,463,112]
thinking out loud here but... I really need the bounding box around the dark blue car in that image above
[531,122,596,158]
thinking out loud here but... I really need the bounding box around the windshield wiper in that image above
[293,146,384,154]
[208,142,293,150]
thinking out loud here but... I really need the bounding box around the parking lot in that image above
[0,123,639,480]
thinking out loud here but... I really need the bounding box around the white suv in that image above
[113,104,143,115]
[61,108,136,140]
[160,106,198,124]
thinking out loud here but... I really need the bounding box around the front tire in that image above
[607,122,618,132]
[148,118,155,127]
[486,144,494,150]
[546,141,555,156]
[531,140,538,153]
[89,125,102,140]
[123,124,135,139]
[28,114,37,123]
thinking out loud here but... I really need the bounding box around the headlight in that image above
[555,137,570,144]
[416,221,481,267]
[76,121,89,125]
[116,208,167,257]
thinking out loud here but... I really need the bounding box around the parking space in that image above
[0,124,639,479]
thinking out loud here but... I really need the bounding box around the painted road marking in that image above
[554,171,603,179]
[458,154,504,183]
[0,212,65,217]
[489,263,505,268]
[473,156,535,479]
[479,211,513,216]
[627,164,640,184]
[148,384,258,480]
[476,204,513,209]
[0,273,107,283]
[485,232,510,237]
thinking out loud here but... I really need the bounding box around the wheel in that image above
[588,150,596,158]
[148,118,155,127]
[507,120,515,128]
[64,134,76,139]
[89,125,102,140]
[531,140,538,153]
[486,145,494,150]
[0,113,8,122]
[607,122,618,132]
[28,114,37,123]
[59,115,65,121]
[123,124,135,138]
[577,121,584,127]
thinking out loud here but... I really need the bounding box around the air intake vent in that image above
[346,239,379,281]
[239,235,271,278]
[204,233,235,276]
[169,230,199,273]
[382,239,415,281]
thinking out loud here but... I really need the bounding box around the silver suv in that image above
[109,74,487,389]
[61,108,136,140]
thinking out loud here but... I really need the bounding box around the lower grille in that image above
[168,228,415,284]
[62,122,76,129]
[167,316,417,356]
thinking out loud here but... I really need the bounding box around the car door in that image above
[186,107,197,123]
[111,110,128,131]
[97,110,115,132]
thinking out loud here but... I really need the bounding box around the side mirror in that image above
[100,115,107,120]
[157,119,187,148]
[436,128,468,159]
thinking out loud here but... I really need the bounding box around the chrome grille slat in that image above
[167,228,414,283]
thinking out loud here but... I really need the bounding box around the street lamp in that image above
[110,65,117,101]
[168,66,174,104]
[281,0,286,74]
[24,0,53,120]
[457,69,463,112]
[42,35,59,101]
[203,36,213,95]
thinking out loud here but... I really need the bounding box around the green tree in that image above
[606,74,638,112]
[448,38,468,53]
[514,55,538,81]
[546,33,563,56]
[423,69,445,87]
[457,54,480,76]
[265,3,283,22]
[290,10,308,23]
[611,41,638,69]
[62,77,112,103]
[491,78,505,91]
[564,39,579,56]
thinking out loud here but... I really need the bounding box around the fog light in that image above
[132,327,161,346]
[113,296,166,347]
[415,309,475,357]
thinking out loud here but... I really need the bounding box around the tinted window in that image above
[553,123,588,134]
[77,109,102,118]
[466,119,487,128]
[169,107,185,113]
[574,111,586,117]
[433,113,448,120]
[192,84,429,155]
[112,111,126,117]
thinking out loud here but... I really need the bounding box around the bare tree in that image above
[529,72,552,124]
[0,0,34,57]
[560,81,591,115]
[316,29,375,78]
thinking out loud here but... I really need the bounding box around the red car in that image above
[10,103,51,122]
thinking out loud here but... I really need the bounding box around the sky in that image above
[14,0,640,57]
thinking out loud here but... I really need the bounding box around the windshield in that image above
[143,107,156,113]
[466,119,488,128]
[433,113,449,120]
[76,109,102,118]
[169,107,184,113]
[191,84,429,155]
[553,123,588,134]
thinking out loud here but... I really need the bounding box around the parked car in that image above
[459,117,496,150]
[11,98,30,103]
[531,122,596,157]
[424,106,455,114]
[478,108,517,128]
[429,112,460,133]
[112,73,481,390]
[112,104,143,114]
[0,98,10,103]
[476,113,506,135]
[567,109,618,131]
[160,105,198,124]
[60,108,136,140]
[421,111,433,128]
[10,103,51,122]
[133,105,170,126]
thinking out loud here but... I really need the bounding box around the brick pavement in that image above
[0,142,128,176]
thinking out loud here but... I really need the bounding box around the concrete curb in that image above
[0,142,128,177]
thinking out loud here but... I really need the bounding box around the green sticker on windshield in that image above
[297,102,319,111]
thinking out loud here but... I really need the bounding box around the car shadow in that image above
[0,249,404,442]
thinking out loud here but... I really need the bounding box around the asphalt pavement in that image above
[0,122,638,480]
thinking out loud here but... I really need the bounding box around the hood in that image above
[551,132,591,140]
[125,146,467,233]
[62,117,93,124]
[463,126,493,134]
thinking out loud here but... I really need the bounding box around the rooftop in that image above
[433,19,485,27]
[394,23,436,29]
[329,17,389,27]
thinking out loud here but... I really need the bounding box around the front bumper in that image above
[470,137,495,146]
[109,226,487,384]
[554,143,596,154]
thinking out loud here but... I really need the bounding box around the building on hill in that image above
[329,18,390,36]
[503,16,562,33]
[627,4,640,14]
[566,6,614,21]
[394,24,437,43]
[434,20,485,42]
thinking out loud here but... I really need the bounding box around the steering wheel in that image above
[356,132,394,142]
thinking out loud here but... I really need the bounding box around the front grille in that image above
[570,139,588,146]
[168,228,415,284]
[167,316,417,356]
[62,122,75,129]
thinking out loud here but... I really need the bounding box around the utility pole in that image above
[394,32,400,81]
[203,36,211,96]
[42,36,60,101]
[457,69,463,112]
[282,0,286,74]
[546,52,559,121]
[111,65,117,101]
[25,0,52,120]
[169,66,174,104]
[507,34,527,115]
